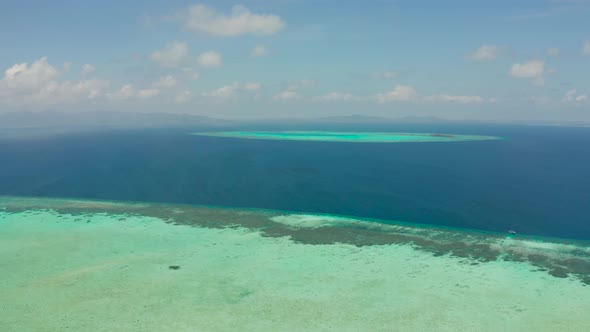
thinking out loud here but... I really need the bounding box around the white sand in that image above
[1,206,589,331]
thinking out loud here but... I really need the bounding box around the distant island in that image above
[193,131,499,143]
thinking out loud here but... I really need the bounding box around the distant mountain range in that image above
[314,115,448,123]
[0,111,235,139]
[0,111,450,131]
[2,111,589,138]
[0,111,232,130]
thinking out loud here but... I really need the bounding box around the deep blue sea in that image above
[1,123,589,240]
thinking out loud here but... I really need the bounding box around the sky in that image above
[0,0,589,122]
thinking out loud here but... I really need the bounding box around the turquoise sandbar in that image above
[193,131,500,143]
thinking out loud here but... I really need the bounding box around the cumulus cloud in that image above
[175,90,193,104]
[205,84,237,98]
[467,45,501,61]
[37,79,108,104]
[204,82,261,98]
[372,85,492,105]
[510,60,544,78]
[273,90,300,101]
[563,89,588,104]
[150,41,188,67]
[108,84,136,100]
[1,57,59,92]
[108,84,159,100]
[272,80,314,101]
[0,57,109,105]
[509,60,545,86]
[313,92,359,102]
[272,85,495,105]
[375,85,417,103]
[82,64,96,75]
[547,48,561,56]
[137,88,160,99]
[584,40,590,55]
[181,67,200,80]
[180,4,285,36]
[251,45,268,57]
[152,75,177,88]
[425,95,486,104]
[243,82,261,91]
[197,51,222,68]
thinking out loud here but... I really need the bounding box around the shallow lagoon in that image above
[1,196,589,331]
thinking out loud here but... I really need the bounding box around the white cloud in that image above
[510,60,544,78]
[425,95,485,104]
[204,82,261,98]
[584,40,590,56]
[108,84,160,100]
[251,45,268,57]
[197,51,222,68]
[373,87,492,104]
[175,90,193,104]
[152,75,177,88]
[181,4,285,36]
[547,48,561,56]
[375,85,417,103]
[509,60,545,86]
[181,67,200,80]
[108,84,136,100]
[243,82,261,91]
[204,83,239,98]
[63,62,72,70]
[272,80,315,101]
[273,90,300,101]
[313,92,359,102]
[563,89,587,104]
[150,41,188,67]
[36,79,109,104]
[1,57,59,92]
[564,90,576,102]
[0,57,109,105]
[563,89,577,102]
[137,88,160,99]
[467,45,501,61]
[82,64,96,75]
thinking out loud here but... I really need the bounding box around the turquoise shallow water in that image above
[1,196,589,331]
[193,131,500,143]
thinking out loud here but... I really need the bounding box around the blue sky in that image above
[0,0,589,121]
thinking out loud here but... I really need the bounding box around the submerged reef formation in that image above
[2,196,590,331]
[1,196,588,285]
